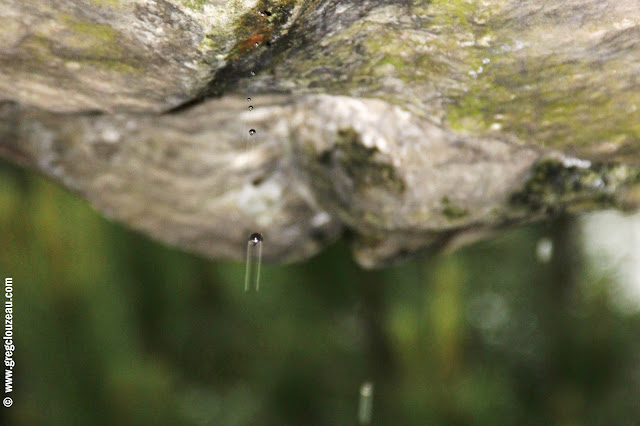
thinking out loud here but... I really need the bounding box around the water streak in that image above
[358,381,374,424]
[244,233,263,292]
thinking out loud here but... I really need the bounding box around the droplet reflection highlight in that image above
[244,233,263,292]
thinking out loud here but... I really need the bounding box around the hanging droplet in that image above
[249,129,256,135]
[250,70,256,76]
[244,233,263,292]
[248,105,254,111]
[358,382,374,425]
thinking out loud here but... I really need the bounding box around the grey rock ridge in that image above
[1,0,639,267]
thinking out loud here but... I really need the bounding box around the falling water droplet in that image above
[358,382,374,425]
[536,237,553,263]
[250,70,256,76]
[248,105,254,111]
[244,233,263,292]
[249,129,256,135]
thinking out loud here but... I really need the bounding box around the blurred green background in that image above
[2,157,640,425]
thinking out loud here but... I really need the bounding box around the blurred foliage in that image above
[1,157,640,425]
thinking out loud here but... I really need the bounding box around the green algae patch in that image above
[57,14,140,73]
[321,128,406,194]
[447,56,640,157]
[17,14,141,75]
[89,0,123,8]
[413,0,483,30]
[362,27,451,85]
[441,196,468,220]
[180,0,208,11]
[302,127,407,231]
[273,0,506,117]
[443,6,640,162]
[510,158,640,214]
[62,14,119,50]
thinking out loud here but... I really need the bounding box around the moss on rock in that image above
[58,13,140,72]
[319,127,405,194]
[510,158,640,214]
[441,197,469,220]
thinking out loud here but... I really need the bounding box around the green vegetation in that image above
[3,155,640,425]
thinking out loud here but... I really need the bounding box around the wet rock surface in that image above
[1,0,639,267]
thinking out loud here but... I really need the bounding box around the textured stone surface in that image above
[1,0,639,267]
[0,0,271,112]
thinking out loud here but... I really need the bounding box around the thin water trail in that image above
[244,233,263,292]
[358,381,374,425]
[242,78,263,293]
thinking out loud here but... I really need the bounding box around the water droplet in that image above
[247,97,251,102]
[358,382,374,425]
[249,129,256,135]
[536,237,553,263]
[250,70,256,76]
[244,233,263,292]
[248,105,254,111]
